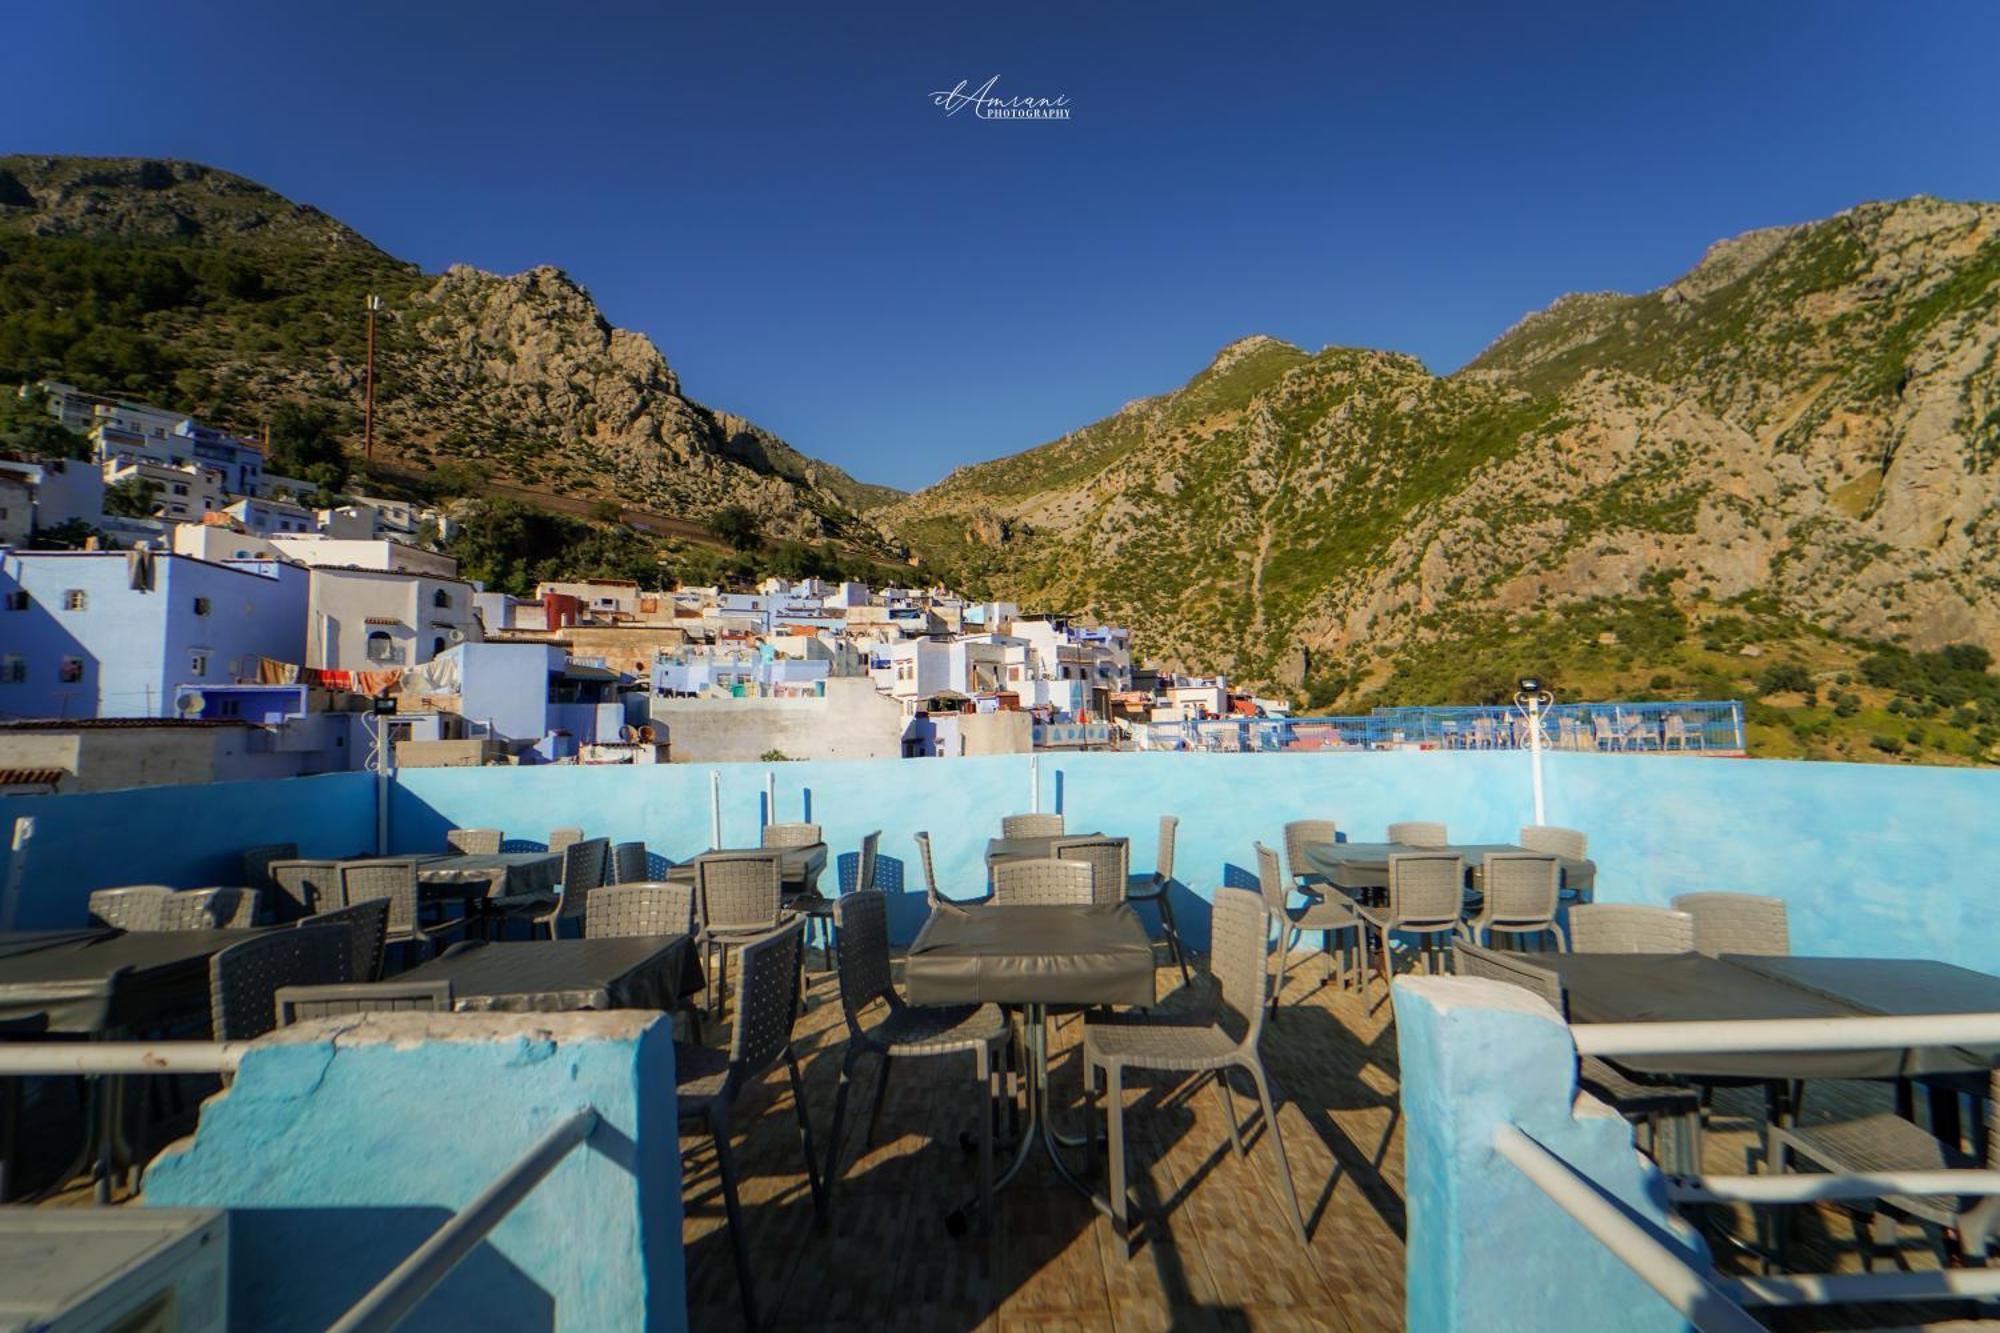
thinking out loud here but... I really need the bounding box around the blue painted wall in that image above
[144,1011,686,1331]
[0,771,375,927]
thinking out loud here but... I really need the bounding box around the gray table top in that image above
[1300,840,1595,892]
[0,928,264,1033]
[904,903,1155,1008]
[663,845,827,887]
[397,934,700,1014]
[984,833,1116,864]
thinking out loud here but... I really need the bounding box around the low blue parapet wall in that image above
[1393,975,1701,1332]
[143,1011,686,1331]
[0,770,376,929]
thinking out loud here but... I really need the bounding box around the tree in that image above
[102,474,162,518]
[0,386,92,462]
[589,498,624,524]
[268,401,349,488]
[711,503,762,551]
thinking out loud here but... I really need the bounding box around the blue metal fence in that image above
[1129,700,1745,755]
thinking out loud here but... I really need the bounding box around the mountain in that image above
[0,154,898,543]
[889,198,2000,762]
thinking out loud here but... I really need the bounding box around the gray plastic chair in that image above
[301,897,392,983]
[760,821,822,849]
[340,859,468,964]
[1519,825,1588,862]
[269,859,343,916]
[1282,819,1339,896]
[87,886,174,931]
[1254,842,1360,1013]
[547,828,584,853]
[524,837,609,941]
[991,858,1093,907]
[445,828,502,856]
[1671,893,1790,957]
[674,919,824,1329]
[1083,887,1308,1256]
[1568,905,1695,954]
[1386,820,1449,848]
[610,841,650,886]
[1454,943,1702,1170]
[276,981,454,1024]
[694,851,786,1018]
[1460,853,1566,951]
[210,925,352,1041]
[240,843,298,900]
[1355,852,1464,989]
[160,887,260,931]
[1124,816,1189,984]
[913,831,945,909]
[824,891,1008,1231]
[586,882,696,938]
[1053,835,1129,905]
[1000,812,1064,839]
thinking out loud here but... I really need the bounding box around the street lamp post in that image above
[362,294,382,460]
[1514,677,1554,826]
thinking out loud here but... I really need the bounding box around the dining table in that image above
[982,833,1116,869]
[663,844,829,897]
[905,901,1154,1232]
[393,935,703,1014]
[1300,839,1596,899]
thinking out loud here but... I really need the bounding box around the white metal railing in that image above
[0,1042,246,1075]
[1496,1011,2000,1328]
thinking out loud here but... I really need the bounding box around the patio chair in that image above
[339,859,469,966]
[270,859,343,916]
[518,837,609,941]
[1000,812,1063,839]
[675,919,824,1329]
[1671,892,1790,957]
[1083,887,1308,1256]
[1769,1070,2000,1269]
[913,831,946,909]
[1355,852,1464,990]
[1255,842,1360,1013]
[1281,819,1339,898]
[1125,816,1190,984]
[1568,905,1694,954]
[445,828,502,856]
[611,840,649,885]
[300,897,392,982]
[823,891,1009,1231]
[209,924,351,1041]
[586,882,697,938]
[87,885,173,930]
[1460,853,1566,951]
[240,842,297,902]
[760,821,822,848]
[991,858,1093,907]
[547,828,584,853]
[276,981,455,1024]
[1454,943,1702,1170]
[1386,821,1449,849]
[798,832,877,977]
[1519,825,1588,862]
[160,887,260,930]
[694,850,787,1019]
[1053,835,1129,905]
[1591,715,1618,751]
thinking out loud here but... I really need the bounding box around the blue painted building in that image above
[0,550,307,720]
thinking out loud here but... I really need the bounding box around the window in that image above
[433,636,446,656]
[432,588,451,608]
[192,597,210,616]
[0,656,23,684]
[189,652,208,675]
[58,656,83,683]
[3,591,26,612]
[171,483,189,496]
[366,631,400,663]
[62,589,86,611]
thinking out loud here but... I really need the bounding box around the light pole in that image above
[362,293,382,460]
[1514,677,1554,826]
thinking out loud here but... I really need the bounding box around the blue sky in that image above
[8,2,1999,490]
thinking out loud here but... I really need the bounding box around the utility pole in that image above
[363,293,382,460]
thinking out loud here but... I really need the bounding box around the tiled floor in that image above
[684,951,1989,1331]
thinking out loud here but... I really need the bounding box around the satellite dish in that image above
[447,628,467,644]
[177,691,205,715]
[637,724,657,744]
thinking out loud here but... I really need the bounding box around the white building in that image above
[103,458,227,523]
[305,567,482,670]
[269,536,458,578]
[225,496,317,537]
[169,523,284,564]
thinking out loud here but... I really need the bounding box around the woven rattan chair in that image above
[1282,820,1339,898]
[300,897,391,983]
[1125,816,1189,984]
[1460,853,1567,951]
[991,858,1093,907]
[276,981,454,1024]
[695,850,787,1018]
[160,887,260,930]
[1355,852,1464,990]
[340,859,468,965]
[1519,825,1588,862]
[1671,893,1790,957]
[797,832,877,977]
[445,828,502,856]
[547,828,584,854]
[1254,842,1361,1012]
[87,885,174,930]
[1000,812,1064,839]
[1568,904,1694,954]
[1054,835,1129,906]
[269,859,343,916]
[586,882,697,938]
[675,919,824,1329]
[1453,943,1702,1170]
[518,837,608,941]
[1770,1071,2000,1268]
[914,831,946,909]
[240,842,297,900]
[1386,820,1449,849]
[611,841,650,886]
[210,924,351,1041]
[824,891,1009,1230]
[1083,887,1308,1255]
[760,821,822,848]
